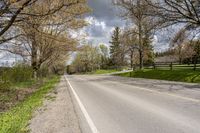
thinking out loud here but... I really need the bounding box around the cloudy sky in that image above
[0,0,173,65]
[2,0,123,65]
[82,0,125,45]
[82,0,172,51]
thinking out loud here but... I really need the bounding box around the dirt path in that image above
[29,76,81,133]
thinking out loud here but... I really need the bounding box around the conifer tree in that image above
[109,27,121,67]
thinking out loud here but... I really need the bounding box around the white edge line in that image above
[64,75,99,133]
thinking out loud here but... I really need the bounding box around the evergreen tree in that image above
[109,27,121,67]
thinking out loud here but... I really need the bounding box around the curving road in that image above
[66,75,200,133]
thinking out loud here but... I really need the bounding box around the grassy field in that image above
[0,76,60,133]
[116,69,200,83]
[87,69,120,75]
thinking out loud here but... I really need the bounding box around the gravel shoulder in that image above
[29,76,82,133]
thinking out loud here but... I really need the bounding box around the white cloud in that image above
[152,35,158,46]
[0,52,5,58]
[73,16,114,46]
[85,16,106,29]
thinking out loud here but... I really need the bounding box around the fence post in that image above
[133,64,136,71]
[193,56,197,71]
[170,62,173,71]
[153,63,156,70]
[194,62,197,71]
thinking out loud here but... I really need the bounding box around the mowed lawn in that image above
[116,69,200,83]
[88,69,120,74]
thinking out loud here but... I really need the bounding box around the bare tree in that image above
[170,28,188,64]
[114,0,159,69]
[0,0,32,37]
[0,0,90,44]
[1,0,90,77]
[145,0,200,28]
[120,28,138,68]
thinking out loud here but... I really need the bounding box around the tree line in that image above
[113,0,200,69]
[71,0,200,73]
[3,0,200,75]
[0,0,90,78]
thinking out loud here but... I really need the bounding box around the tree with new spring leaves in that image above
[0,0,91,77]
[114,0,157,69]
[0,0,90,44]
[72,44,102,73]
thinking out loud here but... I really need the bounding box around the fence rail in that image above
[143,63,200,71]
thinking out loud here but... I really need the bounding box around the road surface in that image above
[66,75,200,133]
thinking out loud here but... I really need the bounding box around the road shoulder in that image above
[29,76,82,133]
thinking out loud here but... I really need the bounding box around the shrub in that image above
[37,67,49,78]
[0,64,33,91]
[10,65,33,83]
[0,70,11,91]
[0,82,11,92]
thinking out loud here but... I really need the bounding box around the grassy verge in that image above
[12,80,37,89]
[0,79,45,112]
[116,69,200,83]
[0,76,60,133]
[87,69,120,75]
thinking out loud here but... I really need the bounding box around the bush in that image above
[0,82,11,92]
[10,65,33,83]
[37,67,49,78]
[0,64,33,91]
[0,70,12,91]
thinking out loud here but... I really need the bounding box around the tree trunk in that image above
[194,56,197,71]
[179,54,182,65]
[138,0,143,70]
[130,51,134,68]
[139,49,144,69]
[31,34,38,79]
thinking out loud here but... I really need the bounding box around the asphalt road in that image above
[66,75,200,133]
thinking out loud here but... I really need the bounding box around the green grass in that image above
[0,90,16,103]
[0,76,60,133]
[0,79,42,108]
[88,69,120,75]
[116,69,200,83]
[12,80,37,89]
